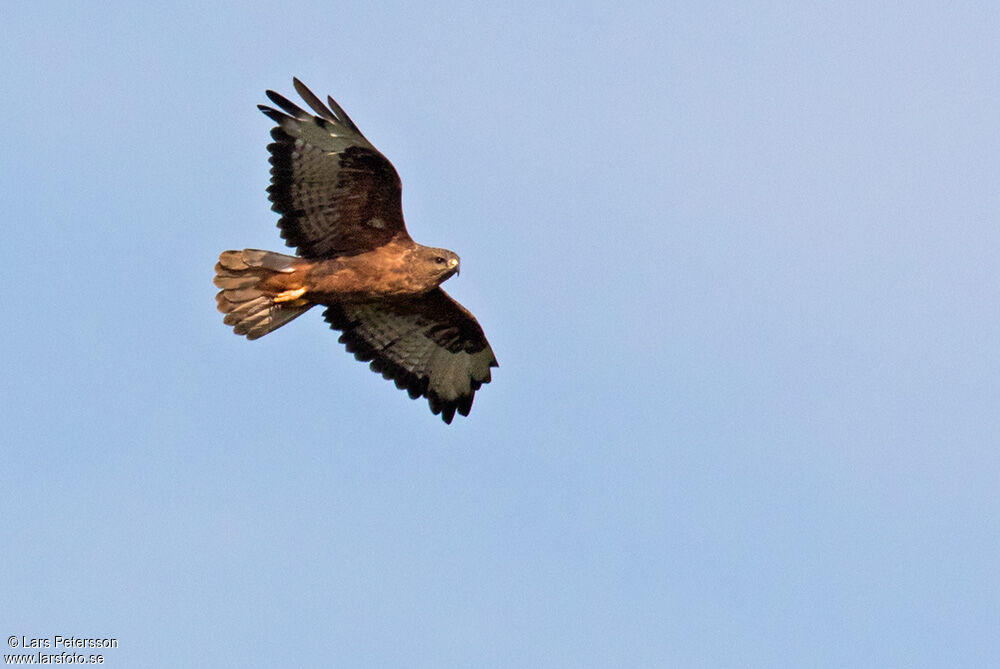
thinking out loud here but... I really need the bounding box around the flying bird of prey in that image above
[214,79,497,423]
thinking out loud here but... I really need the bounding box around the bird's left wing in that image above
[259,79,410,258]
[323,289,498,423]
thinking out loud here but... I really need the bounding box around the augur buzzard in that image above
[214,79,497,423]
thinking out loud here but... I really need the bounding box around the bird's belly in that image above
[305,261,431,302]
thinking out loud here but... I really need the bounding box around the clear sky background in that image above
[2,2,998,667]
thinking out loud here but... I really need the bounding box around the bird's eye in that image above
[434,256,446,265]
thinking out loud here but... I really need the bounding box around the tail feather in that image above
[218,249,298,273]
[221,286,264,303]
[215,249,311,340]
[213,272,258,290]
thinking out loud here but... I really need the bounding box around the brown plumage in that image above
[214,79,497,423]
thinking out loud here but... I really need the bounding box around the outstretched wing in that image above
[259,78,409,258]
[324,289,498,424]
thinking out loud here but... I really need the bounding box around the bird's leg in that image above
[273,287,307,303]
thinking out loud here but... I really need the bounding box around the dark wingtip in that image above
[265,89,310,119]
[326,94,361,134]
[258,105,289,124]
[441,405,457,424]
[293,77,338,122]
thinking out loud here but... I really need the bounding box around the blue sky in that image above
[2,2,998,666]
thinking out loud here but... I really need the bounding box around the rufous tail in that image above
[214,249,311,340]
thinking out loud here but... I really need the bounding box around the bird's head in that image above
[417,246,461,284]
